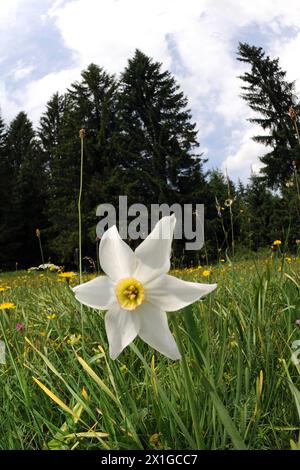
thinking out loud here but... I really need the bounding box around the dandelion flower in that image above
[272,240,282,246]
[73,215,217,360]
[47,314,57,320]
[202,270,211,277]
[59,272,76,279]
[0,302,16,310]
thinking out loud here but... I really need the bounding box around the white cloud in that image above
[0,82,19,123]
[0,0,24,29]
[222,126,267,181]
[48,0,208,73]
[270,32,300,96]
[16,67,82,124]
[9,61,36,81]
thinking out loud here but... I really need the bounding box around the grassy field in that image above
[0,255,300,450]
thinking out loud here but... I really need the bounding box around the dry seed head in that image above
[36,228,40,238]
[79,128,85,139]
[289,106,297,121]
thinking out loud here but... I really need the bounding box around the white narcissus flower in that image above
[73,215,217,360]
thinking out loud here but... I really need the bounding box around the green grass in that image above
[0,256,300,450]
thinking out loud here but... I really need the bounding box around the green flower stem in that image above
[78,132,84,284]
[172,316,205,449]
[78,130,85,351]
[38,236,45,267]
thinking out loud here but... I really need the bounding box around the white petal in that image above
[105,304,140,359]
[138,302,181,360]
[146,275,217,312]
[73,275,115,310]
[99,225,136,281]
[134,214,176,283]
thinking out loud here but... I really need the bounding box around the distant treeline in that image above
[0,45,300,270]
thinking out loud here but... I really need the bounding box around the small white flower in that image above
[224,197,236,207]
[73,215,217,360]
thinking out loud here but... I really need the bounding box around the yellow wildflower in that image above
[0,302,16,310]
[59,272,76,279]
[202,270,211,277]
[47,314,57,320]
[272,240,282,246]
[67,333,81,345]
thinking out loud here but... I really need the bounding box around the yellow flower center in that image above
[115,277,145,310]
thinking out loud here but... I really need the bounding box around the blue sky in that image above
[1,0,300,181]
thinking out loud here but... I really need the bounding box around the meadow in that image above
[0,253,300,450]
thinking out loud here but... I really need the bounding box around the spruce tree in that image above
[0,111,12,269]
[0,111,7,210]
[5,112,47,267]
[116,49,205,206]
[237,42,300,188]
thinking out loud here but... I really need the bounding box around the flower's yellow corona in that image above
[115,277,145,310]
